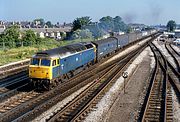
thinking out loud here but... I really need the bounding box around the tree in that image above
[86,23,104,39]
[72,16,92,31]
[60,32,66,40]
[46,21,53,28]
[22,30,37,45]
[4,25,20,47]
[0,33,7,49]
[113,16,127,32]
[99,16,114,32]
[33,18,45,26]
[99,16,128,32]
[79,29,93,39]
[167,20,176,32]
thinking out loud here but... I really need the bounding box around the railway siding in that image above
[0,33,159,121]
[0,59,29,79]
[92,47,153,122]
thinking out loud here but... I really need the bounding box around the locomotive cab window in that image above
[52,60,56,66]
[41,59,51,66]
[31,58,40,65]
[57,59,60,65]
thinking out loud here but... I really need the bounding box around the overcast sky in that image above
[0,0,179,25]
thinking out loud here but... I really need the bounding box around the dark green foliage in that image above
[23,30,37,45]
[113,16,127,32]
[127,26,133,33]
[69,15,128,40]
[79,29,93,39]
[99,16,128,32]
[99,16,114,32]
[1,25,20,47]
[72,16,92,31]
[65,31,73,40]
[46,21,53,28]
[0,26,58,49]
[86,24,104,39]
[167,20,176,32]
[60,32,66,40]
[33,18,45,26]
[98,16,112,32]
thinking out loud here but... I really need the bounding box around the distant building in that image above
[20,21,31,28]
[174,29,180,38]
[0,20,72,40]
[176,24,180,29]
[128,23,147,31]
[39,32,45,38]
[102,34,110,39]
[0,21,5,30]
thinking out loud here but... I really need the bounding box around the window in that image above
[41,59,51,66]
[31,58,40,65]
[57,59,60,65]
[85,44,93,49]
[52,60,56,66]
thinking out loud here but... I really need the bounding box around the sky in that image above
[0,0,179,25]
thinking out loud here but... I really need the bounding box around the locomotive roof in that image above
[35,43,87,58]
[115,34,128,39]
[92,37,118,45]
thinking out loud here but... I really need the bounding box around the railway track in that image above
[46,46,141,122]
[139,41,180,122]
[0,81,32,102]
[0,34,158,121]
[0,59,29,80]
[164,43,180,103]
[157,42,180,102]
[0,90,40,114]
[0,58,116,122]
[0,72,30,102]
[140,43,169,122]
[0,65,30,101]
[46,35,159,122]
[165,42,180,73]
[169,44,180,57]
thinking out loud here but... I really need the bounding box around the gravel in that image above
[84,47,152,122]
[171,88,180,122]
[153,41,176,67]
[32,39,151,122]
[149,46,155,69]
[154,41,180,121]
[33,82,94,122]
[171,44,180,53]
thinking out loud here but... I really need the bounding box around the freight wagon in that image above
[92,37,118,61]
[116,34,129,48]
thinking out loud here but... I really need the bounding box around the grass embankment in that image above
[0,38,94,66]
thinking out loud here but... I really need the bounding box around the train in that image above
[29,30,156,89]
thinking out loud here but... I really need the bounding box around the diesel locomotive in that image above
[29,31,156,89]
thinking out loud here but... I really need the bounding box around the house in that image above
[39,32,45,38]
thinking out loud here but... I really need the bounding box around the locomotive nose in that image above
[29,67,51,79]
